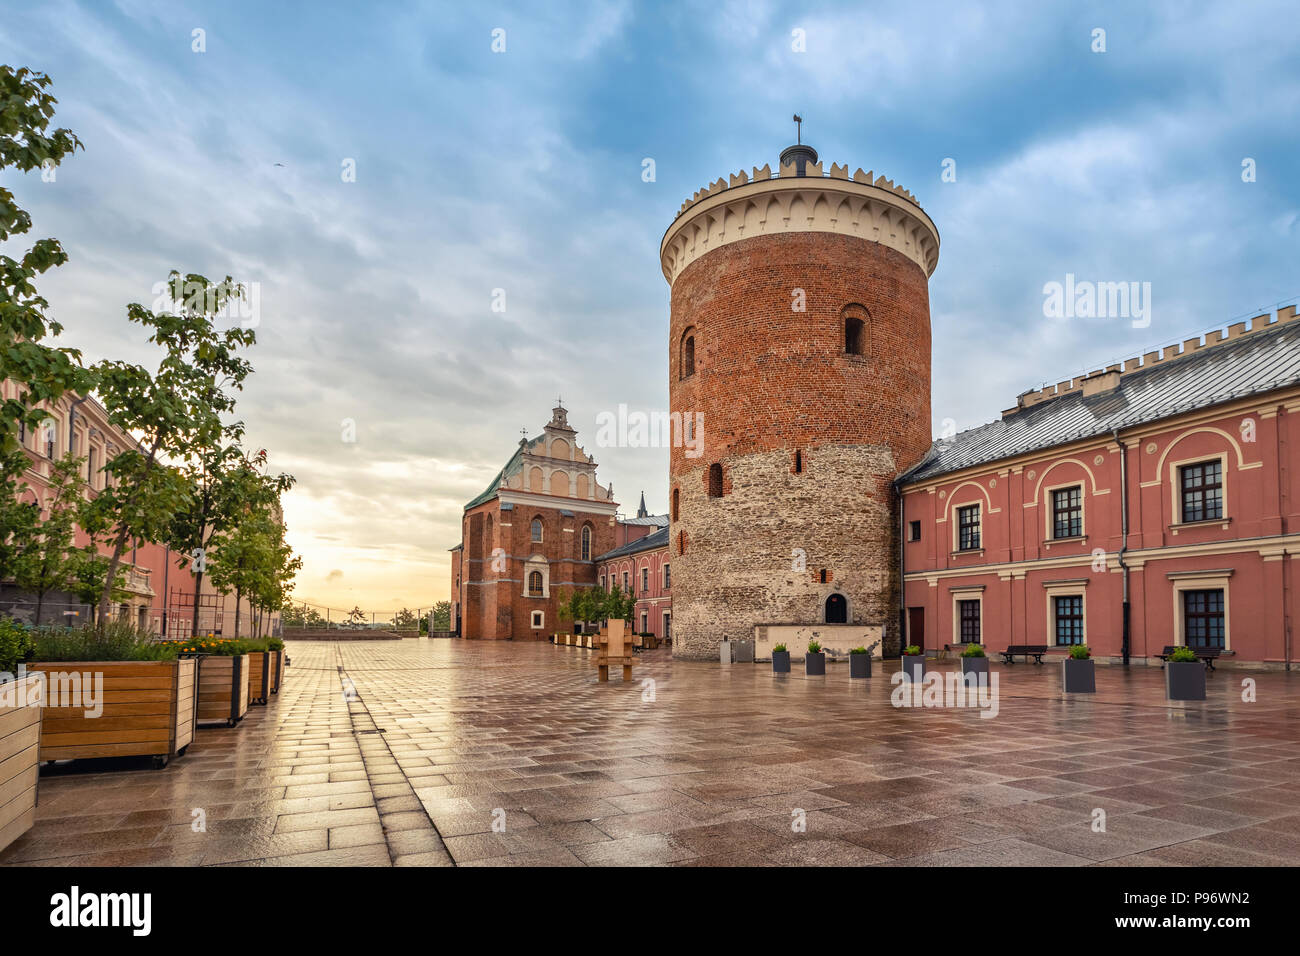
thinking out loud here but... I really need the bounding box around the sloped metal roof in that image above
[619,513,669,527]
[594,526,669,563]
[462,436,541,511]
[902,319,1300,484]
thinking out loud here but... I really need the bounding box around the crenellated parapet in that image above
[660,157,940,284]
[1006,304,1300,417]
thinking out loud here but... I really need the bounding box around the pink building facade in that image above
[899,308,1300,668]
[596,525,672,641]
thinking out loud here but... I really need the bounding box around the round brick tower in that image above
[662,142,941,661]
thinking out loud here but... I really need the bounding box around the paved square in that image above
[3,640,1299,866]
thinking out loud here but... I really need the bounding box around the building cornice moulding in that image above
[660,170,941,285]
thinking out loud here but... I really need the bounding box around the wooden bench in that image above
[595,620,634,682]
[1000,644,1048,664]
[1158,645,1222,672]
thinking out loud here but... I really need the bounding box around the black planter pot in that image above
[772,651,791,674]
[805,652,826,676]
[961,656,989,680]
[849,654,872,679]
[1165,660,1206,701]
[1062,658,1096,693]
[902,654,926,682]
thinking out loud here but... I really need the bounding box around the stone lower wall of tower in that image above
[670,444,901,661]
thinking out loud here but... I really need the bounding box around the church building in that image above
[450,403,619,640]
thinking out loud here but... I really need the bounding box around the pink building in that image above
[1,384,280,638]
[596,511,672,642]
[899,307,1300,668]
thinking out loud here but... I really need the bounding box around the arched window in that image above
[708,463,723,498]
[581,525,592,560]
[672,487,680,521]
[845,316,864,355]
[825,594,847,624]
[528,571,543,596]
[681,329,696,379]
[531,518,543,543]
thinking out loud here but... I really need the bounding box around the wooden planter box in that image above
[0,675,43,853]
[196,654,250,726]
[247,651,273,705]
[26,660,195,769]
[270,650,285,695]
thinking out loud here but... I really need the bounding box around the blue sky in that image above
[2,0,1298,609]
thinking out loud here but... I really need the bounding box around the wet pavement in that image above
[3,639,1299,866]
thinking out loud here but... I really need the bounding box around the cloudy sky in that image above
[1,1,1297,612]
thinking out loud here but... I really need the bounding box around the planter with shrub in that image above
[23,621,196,768]
[771,643,791,674]
[0,620,42,852]
[244,640,275,705]
[960,643,989,679]
[1062,643,1096,693]
[1165,646,1206,701]
[163,638,252,727]
[804,640,826,676]
[267,638,286,695]
[902,645,926,682]
[849,646,872,679]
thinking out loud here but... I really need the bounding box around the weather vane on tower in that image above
[793,114,803,144]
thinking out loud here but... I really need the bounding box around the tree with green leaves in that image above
[392,607,418,629]
[430,601,450,632]
[282,603,325,628]
[67,544,127,627]
[0,65,88,456]
[0,447,40,584]
[208,507,275,640]
[170,444,294,637]
[11,454,85,624]
[250,515,300,637]
[83,271,256,627]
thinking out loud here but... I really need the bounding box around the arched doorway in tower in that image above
[825,593,847,624]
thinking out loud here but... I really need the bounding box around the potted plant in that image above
[0,619,42,852]
[266,636,286,694]
[902,644,925,682]
[25,621,197,768]
[1165,645,1206,701]
[243,638,275,705]
[805,640,826,676]
[771,643,791,674]
[163,637,251,727]
[849,645,871,679]
[960,643,989,680]
[1062,643,1095,693]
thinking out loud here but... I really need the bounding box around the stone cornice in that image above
[661,162,941,285]
[498,489,619,516]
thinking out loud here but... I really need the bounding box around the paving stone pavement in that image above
[3,639,1299,866]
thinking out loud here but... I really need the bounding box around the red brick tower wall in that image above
[667,207,936,660]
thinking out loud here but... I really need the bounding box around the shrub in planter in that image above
[265,637,286,694]
[771,643,791,674]
[161,638,252,726]
[902,644,925,682]
[1165,646,1206,701]
[25,621,195,768]
[243,640,274,705]
[960,643,990,679]
[0,622,42,852]
[805,640,826,676]
[849,646,871,679]
[1062,643,1096,693]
